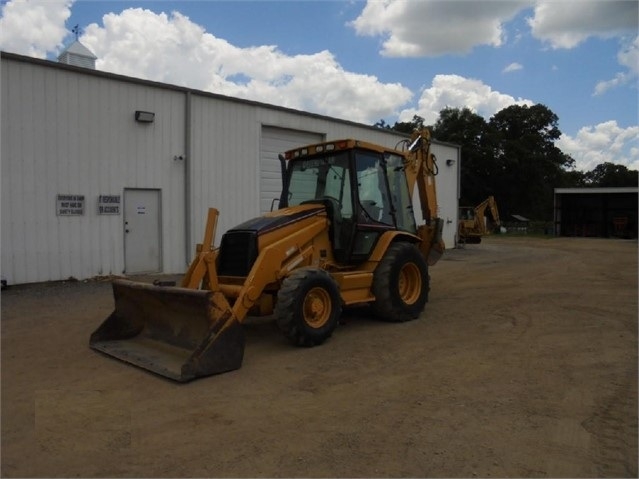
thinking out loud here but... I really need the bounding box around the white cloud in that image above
[79,8,411,124]
[0,0,73,58]
[618,35,639,75]
[593,71,631,96]
[594,35,639,95]
[2,0,636,165]
[350,0,531,57]
[528,0,638,49]
[528,1,638,96]
[398,74,534,124]
[351,0,639,72]
[557,121,639,171]
[503,62,523,73]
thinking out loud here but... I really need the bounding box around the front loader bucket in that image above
[90,279,244,382]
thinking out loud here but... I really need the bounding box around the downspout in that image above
[184,90,192,265]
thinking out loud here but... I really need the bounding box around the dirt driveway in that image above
[1,236,637,478]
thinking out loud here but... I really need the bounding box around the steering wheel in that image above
[321,195,342,208]
[319,195,343,225]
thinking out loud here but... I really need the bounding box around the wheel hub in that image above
[398,262,421,305]
[303,287,331,328]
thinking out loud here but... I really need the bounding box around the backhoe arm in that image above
[404,129,445,265]
[488,196,501,227]
[474,196,500,234]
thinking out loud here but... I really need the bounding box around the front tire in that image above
[371,242,429,322]
[276,268,342,346]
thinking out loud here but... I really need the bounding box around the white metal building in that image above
[1,51,460,285]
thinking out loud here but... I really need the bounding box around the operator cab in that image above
[280,140,417,264]
[460,207,476,220]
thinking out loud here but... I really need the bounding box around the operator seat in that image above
[300,197,345,257]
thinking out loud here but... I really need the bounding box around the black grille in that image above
[217,231,259,277]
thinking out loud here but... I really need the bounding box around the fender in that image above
[366,230,421,263]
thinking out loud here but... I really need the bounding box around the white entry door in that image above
[124,189,162,273]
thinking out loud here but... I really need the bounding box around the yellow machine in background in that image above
[458,195,501,244]
[90,130,445,382]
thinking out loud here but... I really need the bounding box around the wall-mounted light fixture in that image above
[135,110,155,123]
[446,159,455,166]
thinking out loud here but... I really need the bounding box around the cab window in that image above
[385,153,417,234]
[355,152,393,225]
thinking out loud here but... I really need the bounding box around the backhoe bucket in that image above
[428,222,446,265]
[90,279,244,382]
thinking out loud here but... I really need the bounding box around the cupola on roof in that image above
[57,40,97,69]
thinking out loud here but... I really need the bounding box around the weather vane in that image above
[71,24,83,41]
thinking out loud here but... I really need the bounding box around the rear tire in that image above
[371,242,429,322]
[276,268,342,346]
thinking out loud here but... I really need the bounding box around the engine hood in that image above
[228,204,325,236]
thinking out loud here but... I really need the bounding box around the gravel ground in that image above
[1,236,637,478]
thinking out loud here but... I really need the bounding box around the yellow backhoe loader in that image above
[90,129,445,382]
[458,195,501,244]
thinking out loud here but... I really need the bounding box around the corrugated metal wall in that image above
[1,56,186,284]
[1,53,459,285]
[430,142,461,246]
[189,96,261,248]
[259,126,325,214]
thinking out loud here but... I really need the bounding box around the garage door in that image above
[260,126,324,214]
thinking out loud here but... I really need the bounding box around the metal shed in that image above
[554,187,638,238]
[1,51,460,285]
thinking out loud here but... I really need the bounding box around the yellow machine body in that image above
[458,195,501,244]
[90,131,445,382]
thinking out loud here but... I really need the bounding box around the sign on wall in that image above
[56,194,85,216]
[98,195,121,215]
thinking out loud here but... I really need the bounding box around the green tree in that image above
[430,107,494,207]
[584,162,638,187]
[389,115,426,134]
[373,119,391,129]
[374,115,425,133]
[378,105,585,221]
[488,104,574,219]
[557,168,587,188]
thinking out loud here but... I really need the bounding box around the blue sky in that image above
[1,0,637,171]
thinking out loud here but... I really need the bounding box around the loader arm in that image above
[180,206,331,323]
[225,214,330,323]
[181,208,222,289]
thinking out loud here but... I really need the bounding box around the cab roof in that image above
[283,139,408,160]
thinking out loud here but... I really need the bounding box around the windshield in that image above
[286,153,352,218]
